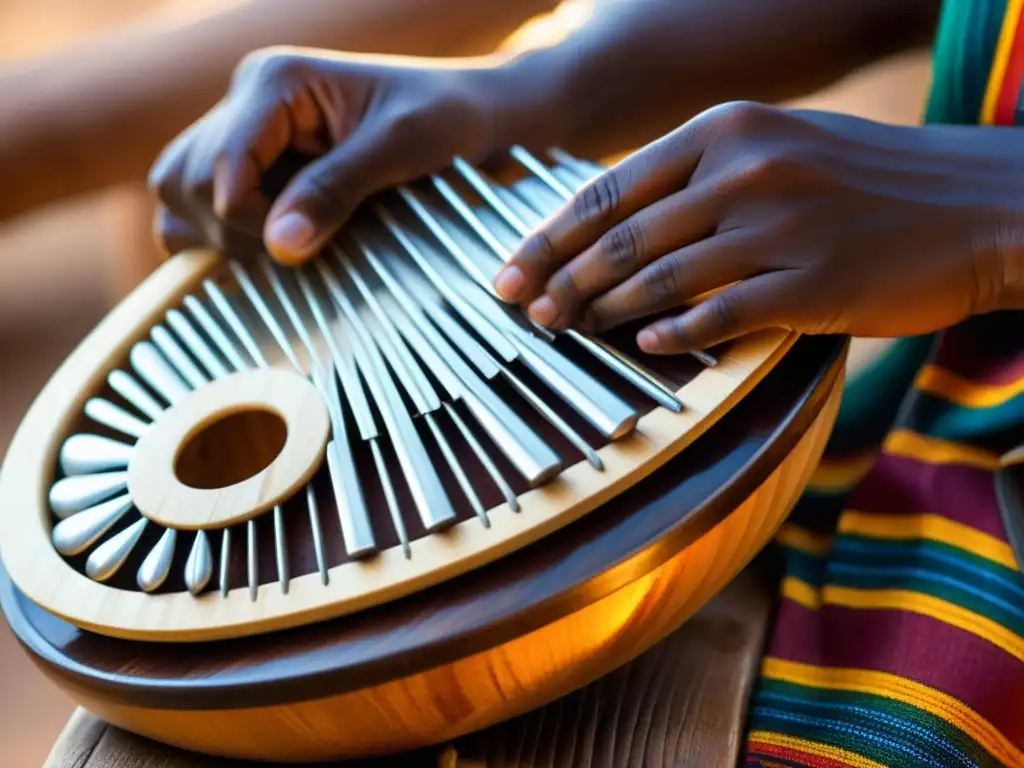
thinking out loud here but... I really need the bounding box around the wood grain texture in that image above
[43,562,775,768]
[0,247,796,643]
[6,336,844,705]
[127,367,329,530]
[14,372,842,761]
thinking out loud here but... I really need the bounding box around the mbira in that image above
[0,147,846,762]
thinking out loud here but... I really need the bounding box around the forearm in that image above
[500,0,941,159]
[0,0,556,220]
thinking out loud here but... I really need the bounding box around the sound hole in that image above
[175,409,287,490]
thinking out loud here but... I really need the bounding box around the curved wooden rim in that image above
[1,335,846,708]
[0,250,797,642]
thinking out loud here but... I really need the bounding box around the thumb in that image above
[263,115,421,265]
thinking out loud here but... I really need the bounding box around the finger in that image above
[581,230,761,333]
[636,271,796,355]
[211,95,294,233]
[154,207,207,255]
[495,118,709,304]
[148,125,198,216]
[263,114,425,265]
[528,178,723,329]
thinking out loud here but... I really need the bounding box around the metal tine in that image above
[201,276,276,601]
[273,506,290,595]
[108,370,164,421]
[385,258,603,471]
[304,484,328,585]
[369,438,409,557]
[203,279,269,368]
[443,402,519,511]
[129,341,191,406]
[296,269,391,556]
[316,255,459,533]
[219,530,231,598]
[355,240,563,486]
[294,269,377,441]
[338,248,491,527]
[377,207,636,440]
[509,146,720,369]
[138,528,176,593]
[247,519,258,603]
[223,260,349,592]
[84,398,150,439]
[184,530,214,596]
[183,294,249,372]
[149,316,223,597]
[548,147,602,183]
[60,434,134,476]
[166,308,230,380]
[375,204,519,362]
[448,159,687,412]
[331,255,438,417]
[262,260,379,560]
[384,257,604,470]
[49,470,128,519]
[152,325,208,389]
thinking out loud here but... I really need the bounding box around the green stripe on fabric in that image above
[823,560,1024,639]
[752,678,999,768]
[925,0,1009,125]
[782,548,829,590]
[899,389,1024,453]
[825,335,936,457]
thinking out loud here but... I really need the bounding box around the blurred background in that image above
[0,1,930,766]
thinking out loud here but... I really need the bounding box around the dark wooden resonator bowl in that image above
[1,334,846,763]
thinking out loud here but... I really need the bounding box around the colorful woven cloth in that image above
[744,2,1024,766]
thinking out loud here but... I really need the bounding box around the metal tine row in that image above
[49,314,225,595]
[355,221,604,472]
[373,197,638,440]
[428,154,691,411]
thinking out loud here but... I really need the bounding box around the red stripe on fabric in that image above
[995,14,1024,125]
[844,455,1006,540]
[747,741,854,768]
[765,600,1024,744]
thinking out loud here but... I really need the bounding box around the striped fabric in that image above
[743,2,1024,766]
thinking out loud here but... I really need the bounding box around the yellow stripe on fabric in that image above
[805,454,876,493]
[884,429,1001,470]
[981,0,1024,124]
[823,586,1024,665]
[915,364,1024,408]
[838,511,1018,571]
[763,659,1024,768]
[748,731,888,768]
[777,523,833,557]
[782,575,822,609]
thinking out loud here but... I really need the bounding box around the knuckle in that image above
[519,231,557,268]
[644,254,684,303]
[730,150,811,191]
[548,268,582,304]
[599,219,645,273]
[705,292,743,334]
[239,49,304,88]
[574,172,622,226]
[302,166,358,221]
[713,101,777,137]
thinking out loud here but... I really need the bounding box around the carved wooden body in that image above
[0,150,844,761]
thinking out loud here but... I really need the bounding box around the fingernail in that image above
[637,329,661,353]
[529,296,558,327]
[266,212,314,255]
[494,266,524,301]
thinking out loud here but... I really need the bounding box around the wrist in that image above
[994,212,1024,311]
[471,48,572,155]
